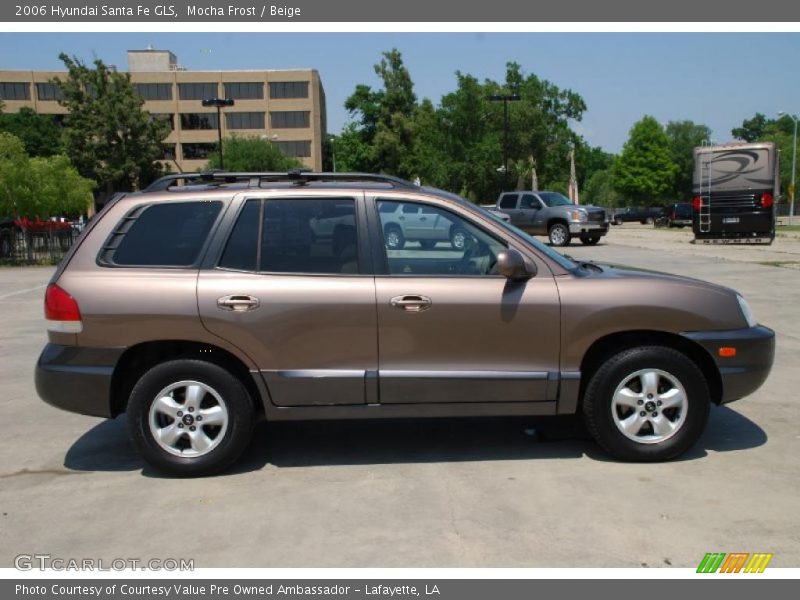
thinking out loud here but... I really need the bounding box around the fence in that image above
[0,227,80,264]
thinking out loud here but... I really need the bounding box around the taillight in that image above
[759,193,774,208]
[692,196,702,211]
[45,283,82,333]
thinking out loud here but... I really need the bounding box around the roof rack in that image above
[143,170,420,193]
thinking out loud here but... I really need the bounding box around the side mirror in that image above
[496,248,537,281]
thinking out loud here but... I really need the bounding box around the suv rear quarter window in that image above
[101,201,222,267]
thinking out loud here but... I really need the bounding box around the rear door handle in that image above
[217,295,260,312]
[390,295,432,312]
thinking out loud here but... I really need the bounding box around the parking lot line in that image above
[0,284,46,300]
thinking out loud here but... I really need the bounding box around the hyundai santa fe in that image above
[36,171,775,476]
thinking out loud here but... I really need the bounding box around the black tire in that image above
[384,225,405,250]
[450,227,468,251]
[613,217,623,226]
[419,240,437,250]
[127,360,255,477]
[580,236,601,246]
[0,230,11,259]
[548,222,571,246]
[582,346,710,462]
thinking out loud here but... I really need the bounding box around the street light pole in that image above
[202,97,235,170]
[778,111,797,225]
[488,93,521,190]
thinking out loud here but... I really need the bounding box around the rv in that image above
[692,142,779,244]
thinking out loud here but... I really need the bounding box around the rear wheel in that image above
[127,360,254,477]
[384,226,405,250]
[580,236,601,246]
[548,222,571,246]
[450,227,468,251]
[582,346,710,461]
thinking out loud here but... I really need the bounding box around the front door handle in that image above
[217,294,260,312]
[390,295,432,312]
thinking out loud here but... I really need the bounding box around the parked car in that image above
[36,171,775,476]
[665,203,693,228]
[612,207,664,225]
[378,200,468,250]
[494,191,608,246]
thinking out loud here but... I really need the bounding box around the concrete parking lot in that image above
[1,227,798,568]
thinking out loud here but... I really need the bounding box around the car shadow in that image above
[63,405,767,476]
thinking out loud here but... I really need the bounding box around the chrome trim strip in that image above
[268,369,366,379]
[380,370,548,380]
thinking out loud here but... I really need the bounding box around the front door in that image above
[372,197,561,405]
[197,194,377,407]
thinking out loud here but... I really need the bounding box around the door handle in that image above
[217,295,260,312]
[390,295,432,312]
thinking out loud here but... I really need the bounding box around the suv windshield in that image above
[538,192,573,207]
[478,207,577,271]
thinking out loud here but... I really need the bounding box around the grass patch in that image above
[777,225,800,232]
[758,261,800,269]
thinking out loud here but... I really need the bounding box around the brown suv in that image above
[35,172,775,476]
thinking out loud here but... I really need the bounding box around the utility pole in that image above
[202,97,235,170]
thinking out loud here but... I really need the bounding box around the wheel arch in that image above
[110,340,264,418]
[577,330,722,408]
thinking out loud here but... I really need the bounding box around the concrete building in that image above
[0,48,327,172]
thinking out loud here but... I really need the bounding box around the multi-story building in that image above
[0,48,327,172]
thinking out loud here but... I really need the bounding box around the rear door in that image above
[197,192,378,407]
[370,196,561,405]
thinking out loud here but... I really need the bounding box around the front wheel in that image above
[450,227,468,251]
[582,346,710,461]
[384,226,405,250]
[548,223,571,246]
[580,236,601,246]
[127,360,255,477]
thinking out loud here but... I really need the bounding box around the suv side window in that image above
[520,194,539,209]
[377,199,505,276]
[107,201,222,267]
[499,194,518,209]
[219,197,359,275]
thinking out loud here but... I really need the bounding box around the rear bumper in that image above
[681,325,775,404]
[35,344,124,418]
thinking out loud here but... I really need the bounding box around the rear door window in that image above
[499,194,518,209]
[106,201,222,266]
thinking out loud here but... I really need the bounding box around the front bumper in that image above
[569,222,609,236]
[681,325,775,404]
[35,344,125,418]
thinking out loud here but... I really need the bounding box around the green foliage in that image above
[732,112,797,198]
[665,120,711,200]
[583,168,622,207]
[205,136,303,171]
[0,107,64,157]
[612,116,678,204]
[55,53,169,198]
[0,132,94,218]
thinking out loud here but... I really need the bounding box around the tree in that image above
[666,120,711,200]
[613,116,677,204]
[205,136,303,171]
[0,132,93,218]
[0,107,64,157]
[583,168,622,207]
[732,113,769,142]
[54,53,169,201]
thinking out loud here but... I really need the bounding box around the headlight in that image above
[568,210,587,222]
[737,294,758,328]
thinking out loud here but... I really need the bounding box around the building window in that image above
[178,82,218,101]
[180,113,218,130]
[277,140,312,158]
[182,143,217,160]
[223,82,263,100]
[151,113,174,131]
[161,143,177,160]
[134,83,172,101]
[0,82,31,100]
[36,83,63,101]
[225,112,265,130]
[270,111,310,129]
[269,81,309,99]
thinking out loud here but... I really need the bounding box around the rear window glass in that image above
[110,201,222,266]
[499,194,518,209]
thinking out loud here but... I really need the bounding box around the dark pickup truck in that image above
[611,207,663,225]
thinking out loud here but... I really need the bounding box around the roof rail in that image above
[143,170,420,193]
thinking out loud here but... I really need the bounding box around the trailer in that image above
[692,142,779,244]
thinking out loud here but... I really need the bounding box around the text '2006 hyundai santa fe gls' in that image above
[35,171,775,476]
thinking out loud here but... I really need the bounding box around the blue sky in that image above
[1,33,798,153]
